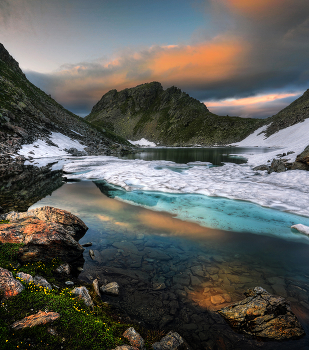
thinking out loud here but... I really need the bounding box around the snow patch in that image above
[232,119,309,165]
[18,132,86,158]
[291,224,309,235]
[128,138,156,147]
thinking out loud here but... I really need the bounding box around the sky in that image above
[1,0,309,118]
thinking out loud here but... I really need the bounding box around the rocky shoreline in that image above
[0,206,307,349]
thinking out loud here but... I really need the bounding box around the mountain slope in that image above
[264,89,309,137]
[85,82,265,146]
[0,43,133,157]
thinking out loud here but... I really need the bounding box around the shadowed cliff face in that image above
[0,43,133,156]
[265,89,309,137]
[0,158,64,213]
[86,82,265,146]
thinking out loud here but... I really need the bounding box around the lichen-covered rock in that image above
[16,272,33,284]
[100,282,119,296]
[11,310,60,329]
[218,286,305,340]
[72,286,94,308]
[123,327,145,349]
[0,207,85,262]
[4,206,88,240]
[152,331,191,350]
[0,267,24,299]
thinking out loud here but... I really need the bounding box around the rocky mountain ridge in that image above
[264,89,309,137]
[0,43,134,158]
[86,82,265,146]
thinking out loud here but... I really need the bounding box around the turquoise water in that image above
[95,181,309,243]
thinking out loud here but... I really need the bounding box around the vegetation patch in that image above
[0,243,165,349]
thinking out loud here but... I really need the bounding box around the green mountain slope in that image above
[0,43,132,156]
[86,82,265,146]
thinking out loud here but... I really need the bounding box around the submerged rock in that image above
[0,267,24,299]
[100,282,119,296]
[218,286,305,340]
[11,310,60,329]
[152,331,191,350]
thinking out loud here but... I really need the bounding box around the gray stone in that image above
[93,279,100,296]
[72,286,94,308]
[100,282,119,296]
[16,272,33,284]
[33,276,52,290]
[55,263,70,275]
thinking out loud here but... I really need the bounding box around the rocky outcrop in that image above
[0,267,24,299]
[218,287,305,340]
[291,145,309,171]
[11,310,60,330]
[86,82,264,146]
[0,207,86,262]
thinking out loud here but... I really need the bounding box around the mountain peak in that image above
[0,43,24,75]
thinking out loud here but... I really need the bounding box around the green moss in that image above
[0,243,165,349]
[0,220,9,224]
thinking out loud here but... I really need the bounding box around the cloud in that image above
[205,92,302,118]
[25,0,309,118]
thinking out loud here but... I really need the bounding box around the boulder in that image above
[72,286,94,308]
[0,267,24,299]
[0,207,86,263]
[33,276,52,290]
[152,331,191,350]
[100,282,119,296]
[92,279,100,296]
[11,310,60,329]
[55,263,71,275]
[268,159,286,173]
[3,206,88,240]
[291,224,309,235]
[218,286,305,340]
[123,327,145,349]
[291,145,309,171]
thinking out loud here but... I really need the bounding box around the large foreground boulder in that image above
[0,206,87,262]
[218,286,305,340]
[3,206,88,240]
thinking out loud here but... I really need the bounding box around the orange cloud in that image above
[52,39,248,106]
[206,92,300,108]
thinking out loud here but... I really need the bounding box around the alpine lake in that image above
[9,147,309,349]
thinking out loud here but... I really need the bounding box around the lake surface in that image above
[122,146,274,165]
[26,147,309,350]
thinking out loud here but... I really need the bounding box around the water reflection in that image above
[122,146,275,165]
[0,160,63,212]
[30,181,309,350]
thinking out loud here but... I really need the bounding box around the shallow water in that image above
[30,181,309,350]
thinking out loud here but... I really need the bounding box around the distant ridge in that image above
[265,89,309,137]
[86,82,264,146]
[0,43,133,157]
